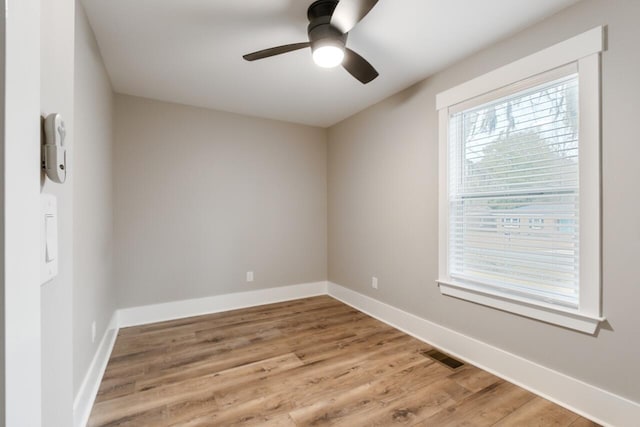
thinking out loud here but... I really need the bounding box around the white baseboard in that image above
[327,282,640,427]
[73,280,639,427]
[118,281,328,328]
[73,312,119,427]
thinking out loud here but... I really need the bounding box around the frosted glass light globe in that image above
[313,45,345,68]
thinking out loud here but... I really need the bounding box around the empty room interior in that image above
[3,0,640,426]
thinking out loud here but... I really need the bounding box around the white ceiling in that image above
[82,0,579,127]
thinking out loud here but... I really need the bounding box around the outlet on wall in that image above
[246,271,254,282]
[91,321,96,343]
[372,277,378,289]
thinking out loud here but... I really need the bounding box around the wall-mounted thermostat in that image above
[42,113,67,183]
[41,194,58,285]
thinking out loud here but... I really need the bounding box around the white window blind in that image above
[448,73,580,309]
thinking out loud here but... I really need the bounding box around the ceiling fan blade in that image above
[243,42,311,61]
[330,0,379,34]
[342,48,378,84]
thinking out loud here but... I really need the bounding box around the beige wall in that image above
[328,0,640,403]
[73,0,116,398]
[114,95,327,308]
[40,0,75,423]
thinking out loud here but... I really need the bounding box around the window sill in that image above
[437,280,604,334]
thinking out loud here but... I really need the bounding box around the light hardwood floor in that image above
[88,296,599,426]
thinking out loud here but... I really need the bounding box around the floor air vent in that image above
[422,349,464,369]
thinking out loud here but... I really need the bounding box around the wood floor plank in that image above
[420,381,534,426]
[448,364,501,393]
[493,396,579,426]
[88,296,600,427]
[164,391,219,427]
[95,406,168,427]
[568,416,603,427]
[94,376,136,402]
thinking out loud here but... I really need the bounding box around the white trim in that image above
[118,281,328,328]
[436,27,603,331]
[449,63,578,115]
[438,108,450,283]
[436,26,603,110]
[577,53,602,316]
[327,282,640,427]
[437,280,603,334]
[73,312,119,427]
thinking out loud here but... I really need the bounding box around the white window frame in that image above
[436,27,604,334]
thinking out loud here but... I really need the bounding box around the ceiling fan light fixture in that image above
[243,0,380,83]
[312,43,345,68]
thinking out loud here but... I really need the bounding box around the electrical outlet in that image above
[372,277,378,289]
[246,271,254,282]
[91,321,96,343]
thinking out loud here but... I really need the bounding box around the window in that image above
[436,27,604,333]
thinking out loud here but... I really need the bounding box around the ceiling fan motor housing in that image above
[307,0,347,50]
[307,0,338,21]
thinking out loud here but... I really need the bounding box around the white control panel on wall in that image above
[42,113,67,184]
[41,194,58,284]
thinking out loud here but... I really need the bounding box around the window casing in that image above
[436,27,604,333]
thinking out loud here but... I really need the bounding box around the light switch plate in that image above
[40,194,58,285]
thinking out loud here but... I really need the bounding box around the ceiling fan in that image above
[243,0,380,84]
